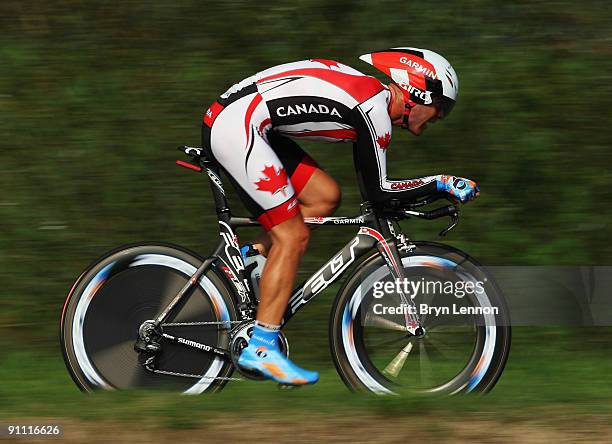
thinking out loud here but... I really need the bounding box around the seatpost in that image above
[203,161,231,222]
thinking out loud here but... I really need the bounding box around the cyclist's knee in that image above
[270,216,310,255]
[321,184,341,215]
[306,191,340,217]
[299,172,341,216]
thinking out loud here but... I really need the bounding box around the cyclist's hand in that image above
[436,175,480,203]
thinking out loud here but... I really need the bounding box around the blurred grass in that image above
[1,328,611,426]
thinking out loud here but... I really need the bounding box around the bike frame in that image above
[154,149,421,337]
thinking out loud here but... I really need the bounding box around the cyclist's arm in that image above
[351,92,438,206]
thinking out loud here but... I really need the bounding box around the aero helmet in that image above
[359,48,459,120]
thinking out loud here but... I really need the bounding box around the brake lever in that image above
[439,207,459,237]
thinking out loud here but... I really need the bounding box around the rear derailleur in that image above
[134,320,162,371]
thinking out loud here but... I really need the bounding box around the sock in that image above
[249,321,280,351]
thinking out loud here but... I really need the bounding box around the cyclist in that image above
[201,48,479,386]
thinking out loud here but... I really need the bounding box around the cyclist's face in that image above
[405,104,439,136]
[388,84,444,135]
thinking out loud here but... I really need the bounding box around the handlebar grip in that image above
[424,205,457,220]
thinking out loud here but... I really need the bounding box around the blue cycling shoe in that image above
[238,344,319,386]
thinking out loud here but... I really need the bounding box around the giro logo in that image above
[276,103,342,118]
[399,83,432,105]
[399,56,437,79]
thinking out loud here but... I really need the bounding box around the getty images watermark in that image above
[370,277,499,316]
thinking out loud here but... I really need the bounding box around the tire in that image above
[60,243,239,394]
[329,241,511,395]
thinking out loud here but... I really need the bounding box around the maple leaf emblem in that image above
[311,58,340,69]
[255,165,289,196]
[377,132,391,150]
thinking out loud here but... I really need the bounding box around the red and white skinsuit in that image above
[202,59,438,229]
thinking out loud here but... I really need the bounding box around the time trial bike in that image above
[60,146,511,395]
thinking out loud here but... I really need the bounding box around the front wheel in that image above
[329,242,511,395]
[60,243,239,394]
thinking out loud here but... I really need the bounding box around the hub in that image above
[413,326,427,338]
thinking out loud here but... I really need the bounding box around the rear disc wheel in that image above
[60,243,239,393]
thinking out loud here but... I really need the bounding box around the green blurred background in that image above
[1,0,612,436]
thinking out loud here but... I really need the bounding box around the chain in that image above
[148,319,256,381]
[161,320,243,327]
[143,320,248,381]
[148,367,244,381]
[136,317,249,382]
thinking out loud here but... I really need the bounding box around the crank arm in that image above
[161,333,230,359]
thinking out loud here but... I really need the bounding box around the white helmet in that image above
[359,47,459,117]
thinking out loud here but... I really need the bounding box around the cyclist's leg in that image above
[270,129,341,216]
[240,213,319,385]
[206,93,307,294]
[207,94,318,384]
[209,105,308,322]
[257,214,309,324]
[297,169,341,217]
[251,131,341,255]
